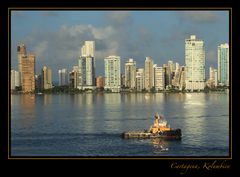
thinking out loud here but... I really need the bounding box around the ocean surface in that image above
[11,92,229,157]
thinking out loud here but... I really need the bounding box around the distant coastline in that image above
[11,86,229,95]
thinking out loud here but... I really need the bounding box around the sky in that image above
[11,10,229,82]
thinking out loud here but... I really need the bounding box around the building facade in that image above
[218,43,229,86]
[58,69,68,86]
[208,67,218,88]
[11,70,20,90]
[154,66,165,91]
[78,56,95,90]
[17,43,35,92]
[96,76,105,89]
[144,57,154,91]
[42,66,53,89]
[185,35,205,91]
[125,58,136,89]
[136,68,144,92]
[104,55,121,92]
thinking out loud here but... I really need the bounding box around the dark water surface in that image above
[11,93,229,156]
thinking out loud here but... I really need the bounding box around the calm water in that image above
[11,93,229,156]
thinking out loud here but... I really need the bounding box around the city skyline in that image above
[11,11,229,82]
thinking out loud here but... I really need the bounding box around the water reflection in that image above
[43,94,52,105]
[151,138,169,154]
[183,93,207,146]
[17,94,36,128]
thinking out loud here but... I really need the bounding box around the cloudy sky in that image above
[11,10,229,82]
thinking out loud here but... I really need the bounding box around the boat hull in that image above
[122,129,181,140]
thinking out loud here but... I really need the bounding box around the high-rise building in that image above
[104,55,121,92]
[136,68,144,92]
[81,41,95,57]
[208,67,218,88]
[185,35,205,91]
[218,43,229,86]
[78,56,95,90]
[179,66,186,90]
[11,70,20,90]
[96,76,105,89]
[125,58,136,89]
[69,66,79,89]
[154,66,165,91]
[58,69,68,86]
[17,43,27,86]
[78,41,96,90]
[42,66,53,89]
[144,57,154,91]
[17,43,35,92]
[121,74,125,88]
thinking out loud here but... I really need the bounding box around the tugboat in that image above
[122,113,182,140]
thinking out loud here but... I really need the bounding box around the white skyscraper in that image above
[78,56,95,90]
[11,70,20,90]
[125,58,136,89]
[81,41,95,57]
[154,66,165,91]
[185,35,205,91]
[144,57,154,91]
[136,68,144,92]
[104,55,121,92]
[218,43,229,86]
[58,68,68,86]
[209,67,218,88]
[78,41,96,90]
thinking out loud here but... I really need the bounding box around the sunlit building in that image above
[42,66,53,89]
[104,55,121,92]
[185,35,205,91]
[125,58,136,89]
[136,68,144,91]
[144,57,154,91]
[18,43,35,92]
[154,66,165,91]
[218,43,229,86]
[11,70,20,90]
[96,76,105,89]
[58,68,68,86]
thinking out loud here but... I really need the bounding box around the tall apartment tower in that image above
[42,66,53,89]
[81,41,95,57]
[144,57,154,91]
[136,68,144,92]
[154,66,165,91]
[78,41,96,90]
[17,43,35,92]
[218,43,229,86]
[185,35,205,91]
[104,55,121,92]
[11,70,20,90]
[58,69,68,86]
[125,58,136,89]
[78,56,95,90]
[209,67,218,88]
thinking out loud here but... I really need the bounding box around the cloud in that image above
[179,11,220,23]
[11,11,156,78]
[105,11,132,27]
[33,41,48,59]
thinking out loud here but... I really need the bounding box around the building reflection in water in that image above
[43,94,52,105]
[104,93,122,132]
[183,93,206,147]
[18,94,36,128]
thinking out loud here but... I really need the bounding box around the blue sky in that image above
[11,10,229,82]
